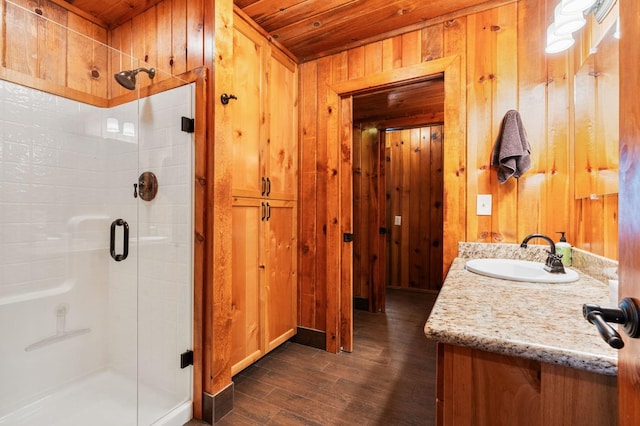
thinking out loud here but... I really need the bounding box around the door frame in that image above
[327,55,466,352]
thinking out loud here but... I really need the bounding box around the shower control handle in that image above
[110,219,129,261]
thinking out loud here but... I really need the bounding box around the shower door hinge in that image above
[181,117,195,133]
[180,350,194,369]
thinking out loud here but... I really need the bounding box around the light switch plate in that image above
[394,216,402,226]
[477,194,492,216]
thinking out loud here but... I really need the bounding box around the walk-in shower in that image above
[0,3,195,425]
[114,67,157,91]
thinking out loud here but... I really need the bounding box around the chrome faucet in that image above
[520,233,566,274]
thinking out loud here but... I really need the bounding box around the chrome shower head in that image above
[114,67,156,90]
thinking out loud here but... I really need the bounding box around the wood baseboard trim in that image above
[353,297,369,311]
[291,327,326,350]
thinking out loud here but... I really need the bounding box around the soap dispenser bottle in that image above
[556,231,572,267]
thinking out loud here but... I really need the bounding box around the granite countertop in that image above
[424,252,619,376]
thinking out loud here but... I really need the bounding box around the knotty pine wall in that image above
[0,0,109,104]
[0,0,207,103]
[385,126,444,292]
[352,123,444,310]
[297,0,618,333]
[108,0,205,98]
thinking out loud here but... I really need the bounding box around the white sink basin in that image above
[465,258,580,283]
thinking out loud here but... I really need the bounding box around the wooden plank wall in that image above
[297,0,618,332]
[108,0,205,97]
[385,125,444,292]
[0,0,207,102]
[0,0,109,103]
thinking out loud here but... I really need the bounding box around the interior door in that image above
[618,1,640,423]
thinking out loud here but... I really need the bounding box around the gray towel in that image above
[491,110,531,183]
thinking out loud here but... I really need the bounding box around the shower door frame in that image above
[109,66,208,420]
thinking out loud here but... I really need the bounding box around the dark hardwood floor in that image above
[187,289,438,425]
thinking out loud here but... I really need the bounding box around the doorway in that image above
[328,55,464,354]
[351,79,445,314]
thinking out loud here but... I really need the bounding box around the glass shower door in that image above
[135,78,194,425]
[104,93,142,426]
[93,70,195,425]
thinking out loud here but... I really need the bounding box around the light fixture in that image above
[559,0,597,14]
[122,122,135,137]
[613,17,621,40]
[106,118,120,133]
[545,23,575,54]
[553,4,586,35]
[546,0,616,54]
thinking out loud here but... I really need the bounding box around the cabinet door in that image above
[230,197,264,375]
[263,200,297,351]
[266,50,298,201]
[231,20,268,198]
[440,344,542,426]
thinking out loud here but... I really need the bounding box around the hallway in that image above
[211,289,438,425]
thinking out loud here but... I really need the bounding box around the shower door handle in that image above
[110,219,129,261]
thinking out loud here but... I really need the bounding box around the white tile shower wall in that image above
[0,80,110,415]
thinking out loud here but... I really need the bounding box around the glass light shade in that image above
[614,17,621,40]
[106,118,120,133]
[554,4,586,35]
[122,122,135,136]
[559,0,597,14]
[546,23,575,54]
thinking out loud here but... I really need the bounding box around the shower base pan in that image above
[0,370,192,426]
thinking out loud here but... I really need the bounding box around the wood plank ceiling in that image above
[64,0,453,125]
[353,77,444,124]
[64,0,500,60]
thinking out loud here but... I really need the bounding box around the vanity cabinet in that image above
[229,14,298,375]
[436,344,616,426]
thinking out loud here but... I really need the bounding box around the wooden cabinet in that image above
[231,17,298,201]
[436,344,617,426]
[230,14,298,376]
[231,198,297,375]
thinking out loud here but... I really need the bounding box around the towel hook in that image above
[220,93,238,105]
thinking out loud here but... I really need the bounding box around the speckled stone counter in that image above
[424,243,618,376]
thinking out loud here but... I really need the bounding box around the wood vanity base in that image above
[436,344,617,426]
